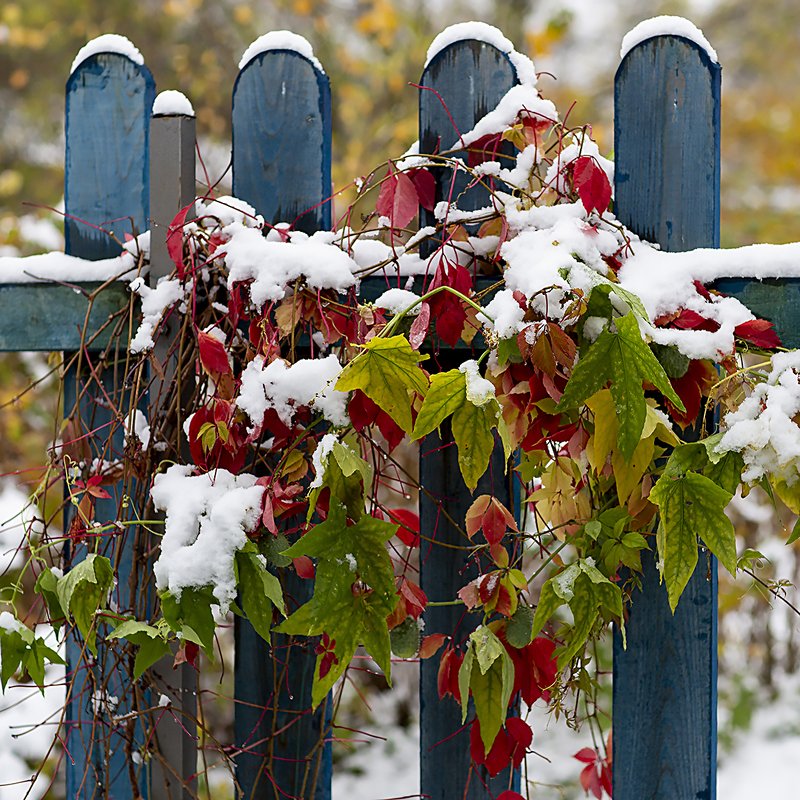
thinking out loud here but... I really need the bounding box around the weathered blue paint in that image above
[714,277,800,349]
[64,50,153,800]
[613,35,721,800]
[418,40,519,800]
[0,283,130,351]
[66,53,155,258]
[232,50,332,234]
[232,48,333,800]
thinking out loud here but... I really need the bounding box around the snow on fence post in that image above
[147,97,198,800]
[613,33,721,800]
[63,42,155,799]
[418,37,520,800]
[231,40,333,799]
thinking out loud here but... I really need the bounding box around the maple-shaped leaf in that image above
[531,561,624,668]
[277,500,399,706]
[336,335,428,433]
[411,368,500,490]
[557,313,684,459]
[734,318,782,349]
[650,466,736,612]
[376,165,418,228]
[572,156,612,215]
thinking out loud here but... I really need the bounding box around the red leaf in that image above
[467,133,503,167]
[437,646,462,702]
[349,390,380,432]
[735,318,782,348]
[409,168,436,212]
[574,747,598,764]
[419,633,447,659]
[466,495,517,547]
[497,793,526,800]
[470,719,513,777]
[387,508,420,548]
[399,577,428,618]
[572,156,612,215]
[376,165,418,228]
[667,359,717,428]
[580,763,603,799]
[506,717,533,768]
[167,202,193,279]
[293,556,315,579]
[375,409,405,452]
[409,301,432,350]
[672,308,719,332]
[197,330,232,376]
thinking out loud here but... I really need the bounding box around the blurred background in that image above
[1,0,799,797]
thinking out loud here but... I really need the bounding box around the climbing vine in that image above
[2,52,799,800]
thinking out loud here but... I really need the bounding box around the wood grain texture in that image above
[0,282,130,351]
[613,35,721,800]
[147,113,198,800]
[232,48,332,800]
[65,53,155,258]
[232,50,331,233]
[418,40,519,800]
[713,277,800,348]
[63,49,152,800]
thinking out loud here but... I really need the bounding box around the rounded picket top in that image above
[65,35,155,261]
[418,23,522,251]
[232,31,331,233]
[614,16,721,252]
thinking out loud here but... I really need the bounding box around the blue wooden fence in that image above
[5,20,798,800]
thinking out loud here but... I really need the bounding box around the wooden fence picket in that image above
[613,33,721,800]
[417,38,520,800]
[231,43,333,800]
[64,47,155,799]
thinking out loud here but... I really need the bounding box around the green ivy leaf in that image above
[56,554,114,655]
[235,550,286,644]
[108,620,170,679]
[34,569,65,633]
[651,470,736,611]
[469,641,514,751]
[411,368,499,491]
[411,369,466,439]
[277,501,399,707]
[557,312,683,458]
[336,335,428,432]
[161,586,216,653]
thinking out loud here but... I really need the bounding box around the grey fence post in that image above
[147,103,198,800]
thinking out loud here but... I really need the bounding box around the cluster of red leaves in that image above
[437,635,558,778]
[376,164,435,229]
[574,738,613,799]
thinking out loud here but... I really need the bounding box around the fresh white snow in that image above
[620,15,718,63]
[70,34,144,75]
[238,30,324,73]
[152,90,195,117]
[150,465,264,611]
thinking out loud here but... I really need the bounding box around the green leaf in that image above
[56,555,114,655]
[458,641,475,723]
[236,551,285,644]
[412,369,466,439]
[34,569,65,633]
[0,627,29,689]
[336,335,428,432]
[470,626,506,674]
[161,587,216,652]
[452,399,498,492]
[531,577,563,639]
[277,501,399,707]
[471,647,514,751]
[108,619,171,679]
[651,470,736,611]
[557,313,683,458]
[788,519,800,546]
